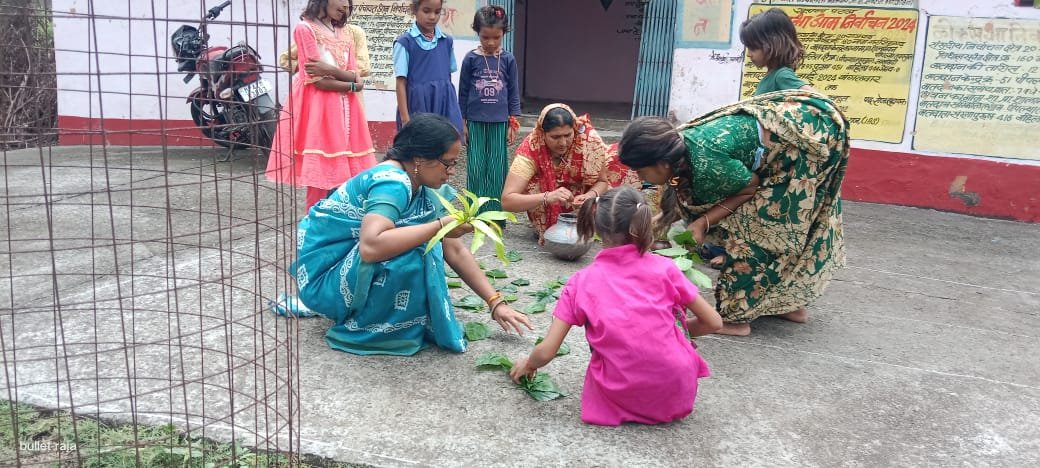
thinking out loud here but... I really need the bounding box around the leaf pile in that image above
[474,353,566,401]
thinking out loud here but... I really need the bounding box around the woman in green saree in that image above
[618,90,848,336]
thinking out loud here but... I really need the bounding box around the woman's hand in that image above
[438,217,474,239]
[507,125,517,145]
[687,216,708,245]
[491,302,533,335]
[571,190,599,207]
[303,58,340,79]
[544,187,574,208]
[509,357,537,383]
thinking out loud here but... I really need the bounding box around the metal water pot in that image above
[543,213,592,260]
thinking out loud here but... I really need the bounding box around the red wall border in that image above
[56,116,397,151]
[56,116,1039,223]
[844,148,1039,223]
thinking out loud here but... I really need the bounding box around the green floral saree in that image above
[676,90,849,323]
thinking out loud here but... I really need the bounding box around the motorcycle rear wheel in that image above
[189,96,241,149]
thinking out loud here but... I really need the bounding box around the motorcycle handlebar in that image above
[205,1,232,20]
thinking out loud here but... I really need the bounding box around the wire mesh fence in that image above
[1,0,306,465]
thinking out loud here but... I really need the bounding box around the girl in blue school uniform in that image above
[458,5,520,216]
[393,0,464,134]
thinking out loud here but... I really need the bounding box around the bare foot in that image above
[716,322,751,336]
[778,307,808,323]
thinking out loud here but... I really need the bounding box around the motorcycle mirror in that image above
[207,1,231,20]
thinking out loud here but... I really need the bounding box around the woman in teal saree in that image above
[281,114,532,355]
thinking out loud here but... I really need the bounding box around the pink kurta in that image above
[553,244,711,426]
[266,21,375,190]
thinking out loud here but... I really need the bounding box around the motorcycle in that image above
[171,0,278,160]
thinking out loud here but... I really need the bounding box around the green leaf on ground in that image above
[464,322,490,341]
[500,284,518,293]
[674,257,694,272]
[475,352,514,371]
[545,276,569,289]
[505,250,523,262]
[503,293,519,303]
[485,268,508,279]
[510,278,531,287]
[445,269,460,278]
[518,372,567,401]
[446,279,463,289]
[455,295,485,310]
[523,300,548,314]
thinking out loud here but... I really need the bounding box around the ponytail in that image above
[628,202,654,254]
[576,196,598,242]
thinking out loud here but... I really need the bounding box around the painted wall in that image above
[669,0,1040,222]
[522,0,641,103]
[51,0,1040,221]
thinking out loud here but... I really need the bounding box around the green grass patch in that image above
[0,400,366,467]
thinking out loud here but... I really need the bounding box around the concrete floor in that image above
[1,146,1038,467]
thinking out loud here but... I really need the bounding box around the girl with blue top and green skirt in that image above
[458,5,520,216]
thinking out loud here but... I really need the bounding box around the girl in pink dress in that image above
[510,186,723,426]
[266,0,376,210]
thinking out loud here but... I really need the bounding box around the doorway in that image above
[513,0,643,120]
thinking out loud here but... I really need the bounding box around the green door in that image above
[632,0,677,118]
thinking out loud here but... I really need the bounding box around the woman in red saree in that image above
[501,103,638,242]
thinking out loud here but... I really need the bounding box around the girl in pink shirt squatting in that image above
[510,186,723,426]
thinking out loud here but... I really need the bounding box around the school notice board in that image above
[914,16,1040,160]
[350,1,478,91]
[739,4,919,143]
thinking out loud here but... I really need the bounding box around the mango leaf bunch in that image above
[475,353,566,401]
[425,189,518,265]
[653,229,713,290]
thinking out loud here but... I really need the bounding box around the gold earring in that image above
[668,177,680,187]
